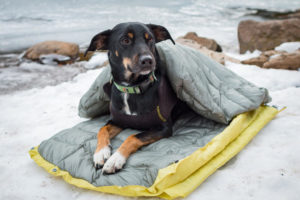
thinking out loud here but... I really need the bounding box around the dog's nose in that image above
[139,55,153,68]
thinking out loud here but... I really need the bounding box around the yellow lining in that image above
[29,106,279,199]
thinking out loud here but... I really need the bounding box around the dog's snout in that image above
[139,55,153,68]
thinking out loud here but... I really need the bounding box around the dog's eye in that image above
[121,38,131,45]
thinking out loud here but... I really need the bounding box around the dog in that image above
[85,22,188,174]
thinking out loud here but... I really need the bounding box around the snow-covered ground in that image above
[1,46,300,200]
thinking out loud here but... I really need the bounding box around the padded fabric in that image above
[38,111,226,187]
[30,106,279,199]
[78,41,270,124]
[30,41,277,199]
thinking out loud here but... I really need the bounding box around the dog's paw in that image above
[102,151,126,174]
[93,146,111,169]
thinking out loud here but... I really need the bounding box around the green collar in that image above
[113,71,157,94]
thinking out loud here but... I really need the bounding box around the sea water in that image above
[0,0,299,53]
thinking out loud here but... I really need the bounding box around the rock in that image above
[182,32,222,52]
[242,49,300,70]
[245,8,300,20]
[238,18,300,53]
[263,51,300,70]
[287,9,300,19]
[241,55,269,67]
[24,41,79,62]
[176,38,240,65]
[262,50,282,57]
[241,50,282,67]
[78,51,94,61]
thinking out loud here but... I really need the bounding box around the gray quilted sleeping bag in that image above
[37,41,271,187]
[78,40,270,124]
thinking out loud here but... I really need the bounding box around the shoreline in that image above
[0,48,27,55]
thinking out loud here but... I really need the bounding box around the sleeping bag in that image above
[29,41,279,199]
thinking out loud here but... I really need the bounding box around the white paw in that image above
[93,146,111,169]
[102,151,126,174]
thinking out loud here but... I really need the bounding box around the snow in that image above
[84,52,108,69]
[226,62,300,91]
[225,49,262,61]
[1,50,300,200]
[269,54,280,59]
[275,42,300,53]
[190,87,300,200]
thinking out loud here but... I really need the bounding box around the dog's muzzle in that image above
[138,54,155,75]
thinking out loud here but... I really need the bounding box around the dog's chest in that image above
[118,92,157,116]
[121,93,136,115]
[108,76,178,130]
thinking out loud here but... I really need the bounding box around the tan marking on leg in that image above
[117,135,146,158]
[127,32,134,38]
[122,57,132,69]
[115,50,119,57]
[145,33,149,39]
[95,124,122,153]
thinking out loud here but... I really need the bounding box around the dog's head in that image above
[85,22,175,83]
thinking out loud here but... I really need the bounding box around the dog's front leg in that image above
[102,120,172,174]
[94,121,123,169]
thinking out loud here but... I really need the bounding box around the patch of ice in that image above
[275,42,300,53]
[85,52,108,69]
[39,54,71,65]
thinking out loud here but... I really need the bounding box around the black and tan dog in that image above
[85,22,187,174]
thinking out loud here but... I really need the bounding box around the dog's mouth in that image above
[139,69,152,75]
[129,65,155,76]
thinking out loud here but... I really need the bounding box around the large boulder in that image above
[176,38,239,65]
[182,32,222,52]
[238,18,300,53]
[24,41,79,61]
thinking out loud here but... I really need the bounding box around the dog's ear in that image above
[84,29,111,56]
[146,24,175,45]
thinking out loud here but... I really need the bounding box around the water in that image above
[1,0,299,53]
